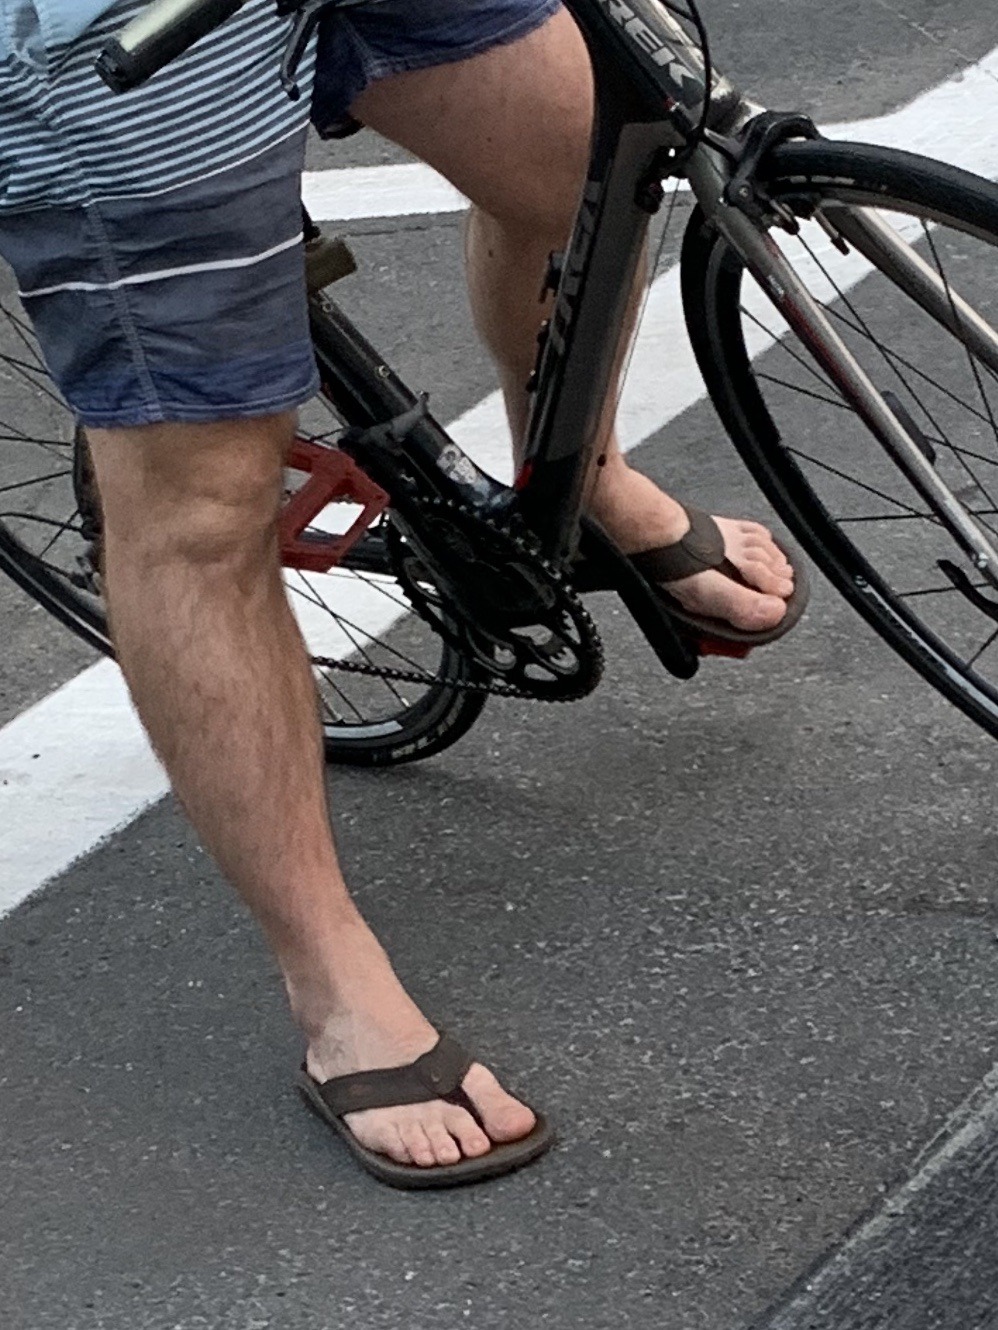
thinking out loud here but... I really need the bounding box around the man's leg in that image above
[351,5,795,631]
[86,417,535,1168]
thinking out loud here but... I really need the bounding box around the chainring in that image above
[386,496,603,702]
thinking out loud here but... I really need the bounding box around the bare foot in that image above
[588,459,794,631]
[654,514,794,632]
[295,923,536,1168]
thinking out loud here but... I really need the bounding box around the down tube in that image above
[517,114,675,564]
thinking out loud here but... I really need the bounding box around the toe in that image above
[703,570,787,631]
[387,1126,415,1166]
[344,1112,415,1165]
[425,1120,463,1166]
[728,519,794,580]
[742,534,791,572]
[737,555,795,598]
[401,1122,438,1169]
[444,1104,492,1159]
[462,1064,537,1144]
[737,520,783,550]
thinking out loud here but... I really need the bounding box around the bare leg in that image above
[353,8,795,631]
[87,416,534,1168]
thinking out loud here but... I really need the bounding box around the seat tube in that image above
[516,109,667,564]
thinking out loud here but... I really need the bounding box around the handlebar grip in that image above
[94,0,247,92]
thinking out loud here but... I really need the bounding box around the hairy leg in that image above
[353,7,794,630]
[86,416,534,1166]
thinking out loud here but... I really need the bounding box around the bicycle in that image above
[4,0,998,766]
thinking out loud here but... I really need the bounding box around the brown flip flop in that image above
[628,506,810,659]
[297,1033,555,1190]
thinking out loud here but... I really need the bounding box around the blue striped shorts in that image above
[0,0,560,427]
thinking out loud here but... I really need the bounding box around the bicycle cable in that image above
[588,0,720,520]
[657,0,714,149]
[586,177,685,518]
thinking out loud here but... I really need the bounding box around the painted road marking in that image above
[301,46,998,221]
[752,1065,998,1328]
[2,47,998,918]
[0,664,167,916]
[302,161,467,221]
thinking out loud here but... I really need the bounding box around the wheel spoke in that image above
[287,573,428,679]
[324,563,414,614]
[838,512,938,524]
[756,371,852,412]
[741,304,843,399]
[0,468,72,496]
[288,572,421,710]
[796,228,998,515]
[0,435,70,448]
[786,447,933,517]
[0,353,58,381]
[823,304,998,444]
[799,225,998,518]
[763,298,998,470]
[923,222,998,468]
[316,665,367,723]
[899,582,990,599]
[967,626,998,669]
[0,348,68,412]
[0,509,84,534]
[757,298,998,479]
[0,299,48,366]
[36,507,81,560]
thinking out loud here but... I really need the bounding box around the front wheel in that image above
[682,140,998,740]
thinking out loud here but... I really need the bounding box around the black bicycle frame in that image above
[516,0,741,564]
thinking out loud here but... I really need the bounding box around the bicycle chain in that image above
[308,650,546,699]
[310,496,603,703]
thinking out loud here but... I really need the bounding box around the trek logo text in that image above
[597,0,706,100]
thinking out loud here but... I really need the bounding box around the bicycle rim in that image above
[682,141,998,740]
[0,281,485,766]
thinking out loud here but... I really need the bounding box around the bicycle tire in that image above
[0,291,486,768]
[681,139,998,740]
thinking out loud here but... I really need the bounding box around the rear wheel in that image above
[0,286,486,766]
[682,141,998,740]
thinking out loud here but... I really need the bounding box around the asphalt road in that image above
[4,3,998,1328]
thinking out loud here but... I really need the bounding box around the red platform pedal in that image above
[695,635,753,660]
[278,438,390,573]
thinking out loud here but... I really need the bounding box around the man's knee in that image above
[87,412,295,564]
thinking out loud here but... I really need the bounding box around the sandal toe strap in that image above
[629,507,726,583]
[313,1033,473,1117]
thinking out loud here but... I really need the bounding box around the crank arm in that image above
[338,397,514,517]
[335,398,431,496]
